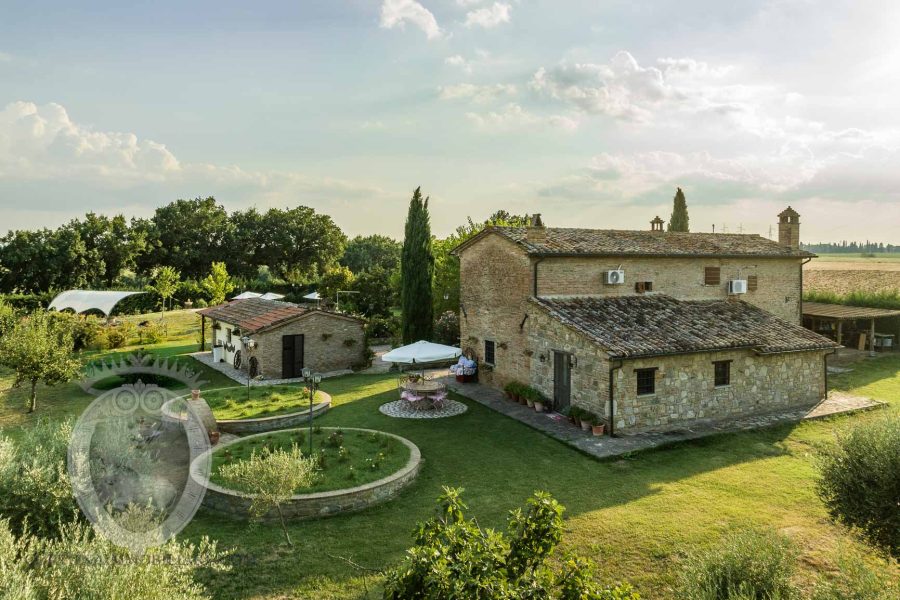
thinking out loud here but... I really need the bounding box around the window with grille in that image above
[747,275,758,291]
[704,267,721,286]
[635,281,653,294]
[484,340,496,365]
[636,368,656,395]
[714,360,731,386]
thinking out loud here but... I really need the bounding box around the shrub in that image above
[194,298,208,308]
[432,310,460,346]
[104,322,134,348]
[383,487,638,599]
[812,550,898,600]
[816,415,900,557]
[0,519,228,599]
[366,315,400,340]
[678,528,798,600]
[140,321,166,344]
[0,419,84,538]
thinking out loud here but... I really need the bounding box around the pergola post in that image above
[201,315,206,352]
[869,318,876,356]
[836,321,843,346]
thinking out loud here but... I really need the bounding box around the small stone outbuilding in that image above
[198,298,366,379]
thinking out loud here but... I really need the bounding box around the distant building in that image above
[452,208,838,434]
[198,298,365,378]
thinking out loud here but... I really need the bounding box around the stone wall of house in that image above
[246,312,366,378]
[612,349,826,433]
[526,305,610,415]
[535,256,803,323]
[458,233,535,387]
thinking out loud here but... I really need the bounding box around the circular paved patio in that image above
[379,399,468,419]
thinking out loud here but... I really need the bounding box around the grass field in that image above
[210,428,410,494]
[202,385,327,420]
[1,309,898,598]
[806,253,900,270]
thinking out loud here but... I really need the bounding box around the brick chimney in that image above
[777,206,800,249]
[526,213,548,244]
[650,216,664,232]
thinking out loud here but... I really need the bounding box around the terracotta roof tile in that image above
[196,298,311,333]
[457,227,814,258]
[532,295,838,358]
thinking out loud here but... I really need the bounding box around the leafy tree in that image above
[433,210,532,316]
[0,311,81,413]
[201,262,235,306]
[0,418,83,538]
[69,212,147,287]
[260,206,347,284]
[147,266,181,319]
[0,227,103,293]
[218,445,317,546]
[817,415,900,557]
[341,234,401,274]
[0,519,229,599]
[0,300,17,338]
[432,310,460,346]
[225,207,267,279]
[352,266,396,317]
[318,266,355,310]
[667,187,690,232]
[144,197,233,279]
[401,187,434,343]
[383,487,638,599]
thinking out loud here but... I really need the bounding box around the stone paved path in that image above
[189,351,352,386]
[361,345,393,374]
[438,375,885,460]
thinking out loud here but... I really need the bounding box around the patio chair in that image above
[431,391,448,410]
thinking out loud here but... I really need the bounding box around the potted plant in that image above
[524,387,536,409]
[504,382,517,400]
[534,393,547,413]
[580,410,593,432]
[569,406,581,427]
[591,417,606,436]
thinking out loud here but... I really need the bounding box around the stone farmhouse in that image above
[197,298,366,379]
[453,207,839,434]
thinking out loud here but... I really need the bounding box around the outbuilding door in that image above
[281,334,305,378]
[553,351,571,410]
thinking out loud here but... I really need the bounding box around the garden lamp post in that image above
[302,368,322,456]
[241,336,257,402]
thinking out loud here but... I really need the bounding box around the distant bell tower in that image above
[777,206,800,249]
[650,216,664,232]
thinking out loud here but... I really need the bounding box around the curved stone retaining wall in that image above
[191,427,421,521]
[161,392,331,435]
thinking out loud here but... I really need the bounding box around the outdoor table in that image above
[400,380,446,410]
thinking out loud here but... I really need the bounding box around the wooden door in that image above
[553,351,571,410]
[281,334,305,378]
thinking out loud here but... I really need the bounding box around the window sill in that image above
[636,392,656,398]
[714,384,731,389]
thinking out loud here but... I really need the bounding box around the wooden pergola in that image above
[802,301,900,353]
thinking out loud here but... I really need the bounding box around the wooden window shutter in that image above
[704,267,721,286]
[747,275,758,291]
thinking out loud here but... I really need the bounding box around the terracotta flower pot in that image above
[591,423,605,436]
[526,399,535,408]
[580,421,591,432]
[208,430,221,445]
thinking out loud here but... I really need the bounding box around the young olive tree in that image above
[147,265,181,319]
[201,261,235,306]
[218,444,318,546]
[0,311,81,413]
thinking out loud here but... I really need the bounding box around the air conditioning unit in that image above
[728,279,748,295]
[605,269,625,285]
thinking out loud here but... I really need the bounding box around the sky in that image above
[1,0,900,242]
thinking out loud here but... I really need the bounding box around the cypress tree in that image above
[667,187,690,232]
[401,187,434,343]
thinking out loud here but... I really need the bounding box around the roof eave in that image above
[528,251,815,259]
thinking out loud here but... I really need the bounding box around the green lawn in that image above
[202,385,327,420]
[210,428,410,494]
[1,310,898,598]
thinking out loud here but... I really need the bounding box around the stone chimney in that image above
[777,206,800,249]
[650,216,664,232]
[526,213,548,244]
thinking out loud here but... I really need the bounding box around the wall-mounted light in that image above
[569,355,578,368]
[241,336,256,349]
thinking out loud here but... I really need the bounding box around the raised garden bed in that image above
[203,384,327,420]
[192,427,421,521]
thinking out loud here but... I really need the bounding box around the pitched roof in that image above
[531,295,838,359]
[453,227,814,258]
[197,298,359,333]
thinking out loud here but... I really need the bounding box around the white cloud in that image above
[0,52,11,62]
[438,82,517,103]
[465,103,578,133]
[379,0,442,40]
[445,54,472,73]
[465,3,511,29]
[456,0,485,6]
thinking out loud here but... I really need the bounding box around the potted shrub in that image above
[534,393,549,413]
[524,387,536,409]
[569,406,581,427]
[591,417,606,436]
[504,382,517,400]
[580,410,593,432]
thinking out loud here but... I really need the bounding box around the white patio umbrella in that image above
[232,291,262,300]
[382,340,461,365]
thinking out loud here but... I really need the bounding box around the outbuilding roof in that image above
[453,227,814,258]
[801,301,900,321]
[197,298,359,333]
[531,295,838,359]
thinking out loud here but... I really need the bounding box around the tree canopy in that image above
[401,187,434,343]
[340,234,401,274]
[667,187,690,232]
